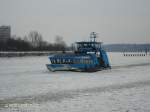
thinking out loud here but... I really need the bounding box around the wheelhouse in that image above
[75,42,102,53]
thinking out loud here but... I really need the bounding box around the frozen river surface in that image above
[0,52,150,112]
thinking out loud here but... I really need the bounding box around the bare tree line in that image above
[0,31,67,51]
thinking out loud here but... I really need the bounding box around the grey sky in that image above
[0,0,150,44]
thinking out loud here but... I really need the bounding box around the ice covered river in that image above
[0,52,150,112]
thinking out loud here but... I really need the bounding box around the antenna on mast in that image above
[90,32,97,42]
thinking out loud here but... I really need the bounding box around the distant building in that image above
[0,26,11,42]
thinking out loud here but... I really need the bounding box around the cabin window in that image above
[82,59,90,64]
[50,59,54,64]
[85,59,93,64]
[73,59,79,64]
[54,59,56,64]
[65,59,68,64]
[60,59,63,64]
[58,59,61,64]
[54,59,57,64]
[63,59,65,64]
[54,59,59,64]
[66,59,71,64]
[67,59,69,63]
[85,59,89,64]
[82,59,86,64]
[73,59,77,64]
[65,59,69,64]
[52,59,54,64]
[79,59,82,64]
[50,59,53,64]
[64,59,67,64]
[80,60,83,64]
[70,59,73,64]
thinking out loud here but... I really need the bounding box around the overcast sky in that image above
[0,0,150,44]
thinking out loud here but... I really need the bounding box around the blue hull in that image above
[46,64,99,72]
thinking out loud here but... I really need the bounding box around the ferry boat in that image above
[46,32,110,72]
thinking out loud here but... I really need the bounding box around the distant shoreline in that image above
[0,51,149,57]
[0,51,59,57]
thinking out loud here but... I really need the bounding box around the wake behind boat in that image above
[46,32,110,72]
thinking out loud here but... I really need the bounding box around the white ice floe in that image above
[0,52,150,112]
